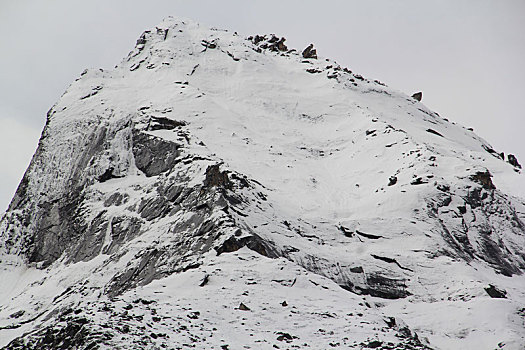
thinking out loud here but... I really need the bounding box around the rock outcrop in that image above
[411,91,422,101]
[302,43,317,59]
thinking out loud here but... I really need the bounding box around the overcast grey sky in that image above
[1,0,524,212]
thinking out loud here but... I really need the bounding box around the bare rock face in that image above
[132,131,181,177]
[203,164,231,189]
[3,314,95,350]
[470,170,496,190]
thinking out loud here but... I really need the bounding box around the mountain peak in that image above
[1,18,524,349]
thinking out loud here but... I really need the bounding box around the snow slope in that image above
[1,17,524,349]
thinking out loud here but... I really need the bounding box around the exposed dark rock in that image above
[229,173,251,189]
[7,173,30,211]
[9,310,25,319]
[97,167,124,182]
[356,230,382,240]
[276,332,293,342]
[203,164,231,189]
[226,51,240,61]
[268,35,279,43]
[361,272,411,299]
[484,284,507,298]
[437,213,476,262]
[102,216,142,255]
[147,116,186,131]
[431,178,525,277]
[350,266,364,273]
[464,187,486,209]
[156,27,169,40]
[4,316,95,350]
[187,311,200,319]
[103,192,129,207]
[411,177,426,185]
[238,303,250,311]
[27,187,87,267]
[470,171,495,190]
[80,87,102,100]
[266,35,288,52]
[384,316,396,328]
[199,274,210,287]
[201,39,217,49]
[371,254,413,272]
[214,233,278,258]
[436,183,450,192]
[248,35,265,45]
[482,145,504,160]
[138,197,171,221]
[12,125,110,267]
[160,183,183,202]
[306,68,321,74]
[435,193,452,208]
[388,176,397,186]
[508,154,522,169]
[302,44,317,59]
[339,270,411,299]
[411,92,422,101]
[426,128,443,137]
[104,186,252,297]
[364,340,382,348]
[338,225,353,237]
[132,131,181,177]
[397,325,412,339]
[129,61,142,71]
[106,248,166,297]
[195,218,216,237]
[67,211,108,263]
[478,236,520,277]
[136,32,147,46]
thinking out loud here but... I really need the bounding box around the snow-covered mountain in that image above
[1,17,524,349]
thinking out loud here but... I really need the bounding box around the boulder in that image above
[508,154,522,169]
[411,92,422,101]
[302,44,317,59]
[238,302,250,311]
[388,176,398,186]
[484,284,507,298]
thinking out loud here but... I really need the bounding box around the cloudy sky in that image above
[1,0,524,212]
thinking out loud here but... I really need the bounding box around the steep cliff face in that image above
[1,18,524,349]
